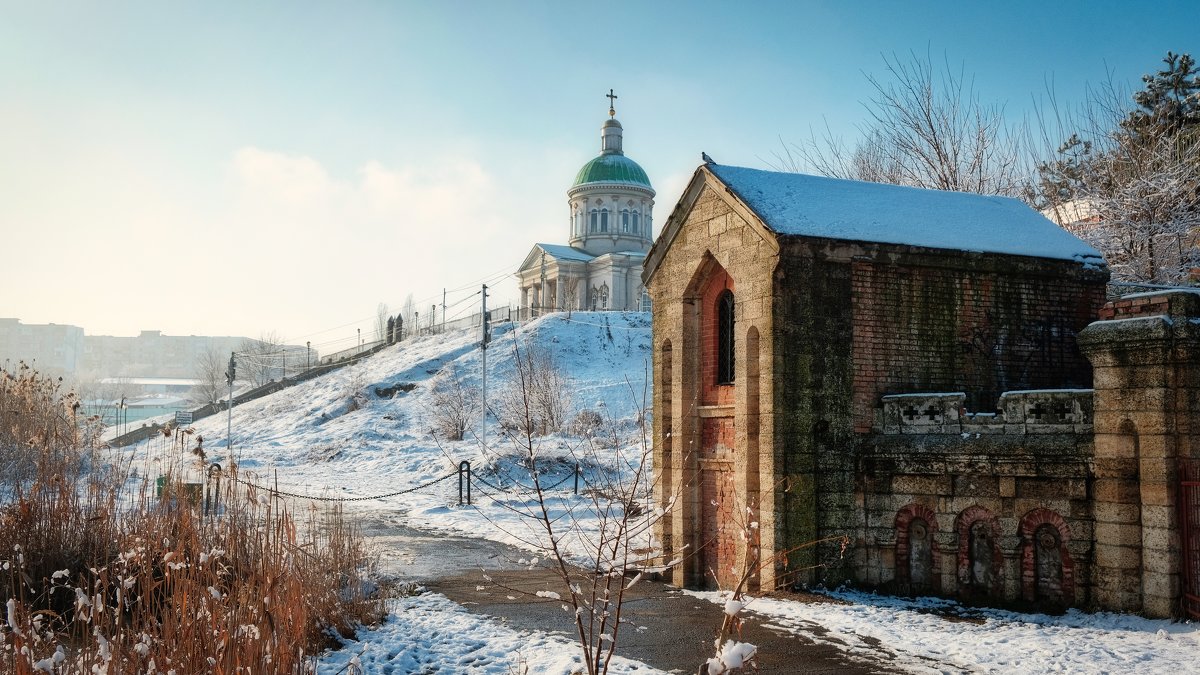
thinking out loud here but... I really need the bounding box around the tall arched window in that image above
[589,210,598,233]
[717,289,735,384]
[621,209,630,232]
[600,209,609,233]
[632,211,640,233]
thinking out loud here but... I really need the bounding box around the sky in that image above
[1,0,1196,354]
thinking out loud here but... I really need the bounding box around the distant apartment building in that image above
[80,330,249,380]
[0,320,312,385]
[0,318,86,376]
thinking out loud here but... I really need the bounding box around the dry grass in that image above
[0,365,383,673]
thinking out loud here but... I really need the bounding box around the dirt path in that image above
[359,512,904,674]
[429,567,903,674]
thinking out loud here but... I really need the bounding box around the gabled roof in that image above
[708,164,1104,263]
[517,244,595,274]
[537,243,595,262]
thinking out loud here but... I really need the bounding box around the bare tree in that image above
[237,332,284,388]
[374,302,390,343]
[1031,52,1200,283]
[191,346,227,405]
[481,345,666,675]
[774,51,1029,198]
[400,294,416,335]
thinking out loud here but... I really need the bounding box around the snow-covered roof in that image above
[535,244,595,262]
[708,164,1104,263]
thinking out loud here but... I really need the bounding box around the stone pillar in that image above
[1079,290,1200,618]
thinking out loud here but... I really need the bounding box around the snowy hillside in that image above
[127,311,655,562]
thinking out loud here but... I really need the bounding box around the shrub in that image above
[427,365,478,441]
[497,342,572,437]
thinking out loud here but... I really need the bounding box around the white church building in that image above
[517,92,655,316]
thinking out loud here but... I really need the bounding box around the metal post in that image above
[226,352,235,465]
[206,463,222,517]
[481,284,488,451]
[306,341,311,370]
[458,460,472,506]
[574,462,580,495]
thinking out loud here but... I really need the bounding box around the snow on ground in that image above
[126,311,655,565]
[317,593,664,675]
[689,588,1200,674]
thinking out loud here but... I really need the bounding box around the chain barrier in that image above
[203,458,581,509]
[226,470,457,503]
[458,458,580,502]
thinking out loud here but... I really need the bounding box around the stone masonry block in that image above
[1093,387,1170,413]
[1094,543,1144,570]
[1139,481,1175,507]
[1143,593,1176,619]
[1141,527,1178,559]
[1093,434,1141,461]
[1092,479,1140,504]
[892,474,951,496]
[1141,504,1177,531]
[1137,435,1176,460]
[1093,410,1171,435]
[998,476,1015,497]
[1141,572,1180,602]
[1095,522,1143,548]
[1094,566,1144,593]
[1092,501,1141,525]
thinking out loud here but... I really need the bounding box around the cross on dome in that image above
[607,88,618,117]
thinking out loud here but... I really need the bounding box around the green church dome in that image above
[572,153,653,189]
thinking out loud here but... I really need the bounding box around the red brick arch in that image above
[681,251,735,406]
[955,505,1003,599]
[894,503,940,594]
[1018,508,1074,605]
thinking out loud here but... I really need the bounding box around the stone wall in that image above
[858,390,1095,611]
[1080,290,1200,617]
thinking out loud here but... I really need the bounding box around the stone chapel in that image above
[644,158,1200,618]
[516,92,655,317]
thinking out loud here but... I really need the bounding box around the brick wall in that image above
[848,250,1106,432]
[698,266,734,407]
[1095,292,1175,320]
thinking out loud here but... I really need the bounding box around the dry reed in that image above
[0,364,382,674]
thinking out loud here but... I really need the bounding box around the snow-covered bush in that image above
[569,409,604,437]
[497,341,573,436]
[427,364,479,441]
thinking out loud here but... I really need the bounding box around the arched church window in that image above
[632,211,640,233]
[717,289,735,384]
[600,209,609,233]
[599,283,610,310]
[621,209,630,232]
[589,210,598,233]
